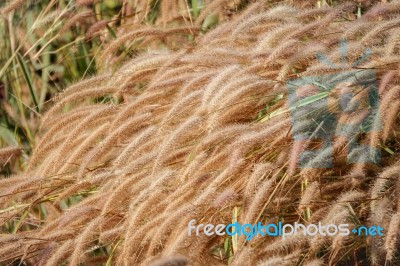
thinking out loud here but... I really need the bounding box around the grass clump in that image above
[0,0,400,265]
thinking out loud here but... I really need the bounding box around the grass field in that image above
[0,0,399,265]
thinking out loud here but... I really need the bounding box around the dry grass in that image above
[0,0,400,265]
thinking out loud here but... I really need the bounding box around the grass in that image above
[0,0,218,243]
[0,0,399,265]
[0,0,220,176]
[0,0,241,260]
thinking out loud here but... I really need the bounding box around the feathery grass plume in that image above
[77,112,153,178]
[160,212,214,256]
[363,2,400,20]
[260,233,308,257]
[0,176,43,205]
[59,10,94,34]
[201,65,241,109]
[152,116,202,174]
[119,55,181,89]
[0,147,21,165]
[100,171,148,217]
[265,39,299,63]
[146,73,199,97]
[190,158,247,208]
[38,104,102,131]
[199,123,252,151]
[379,85,400,139]
[379,71,396,95]
[243,163,274,205]
[31,9,65,30]
[208,92,270,128]
[342,20,378,40]
[41,205,99,233]
[44,239,74,266]
[277,43,332,82]
[33,133,86,170]
[177,71,213,98]
[126,170,176,224]
[48,73,112,101]
[149,255,189,266]
[199,1,263,45]
[258,249,302,266]
[113,126,156,167]
[304,259,325,266]
[43,86,117,122]
[216,79,273,109]
[385,28,400,57]
[330,228,355,263]
[299,181,320,211]
[300,146,333,175]
[361,18,400,45]
[309,191,366,256]
[1,0,26,16]
[159,90,202,128]
[369,195,391,265]
[194,0,226,26]
[231,6,294,37]
[243,176,275,225]
[163,173,211,213]
[41,228,78,242]
[385,212,400,262]
[233,117,290,152]
[110,91,166,129]
[370,85,400,147]
[45,105,116,174]
[287,139,305,177]
[231,246,255,265]
[212,188,237,208]
[122,149,157,173]
[256,24,298,51]
[69,217,103,266]
[0,174,34,196]
[53,180,91,204]
[101,27,198,63]
[55,123,110,175]
[382,99,400,141]
[0,242,24,264]
[146,207,198,257]
[122,214,175,264]
[147,64,194,89]
[85,19,108,40]
[99,225,123,244]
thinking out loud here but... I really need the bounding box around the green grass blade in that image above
[16,52,40,113]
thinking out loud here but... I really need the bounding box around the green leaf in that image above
[0,126,19,146]
[293,91,330,108]
[259,91,330,123]
[382,145,395,155]
[202,14,219,31]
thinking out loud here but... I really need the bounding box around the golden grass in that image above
[0,0,399,265]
